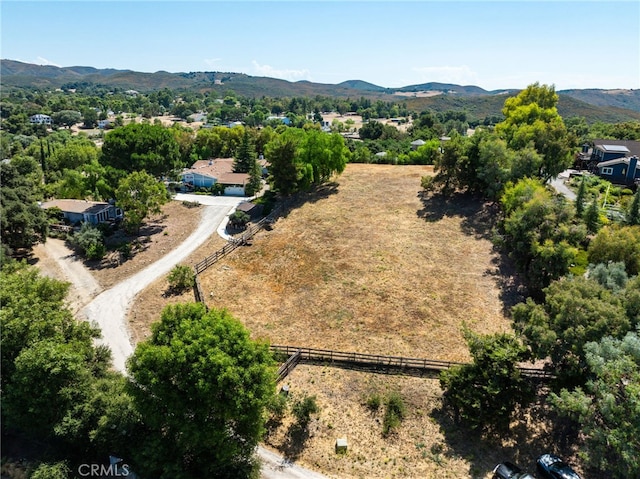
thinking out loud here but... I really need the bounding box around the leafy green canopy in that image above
[0,162,49,256]
[101,123,182,178]
[115,170,169,234]
[439,330,532,435]
[513,275,638,387]
[127,303,275,479]
[550,331,640,479]
[265,128,348,195]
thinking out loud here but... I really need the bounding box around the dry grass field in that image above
[124,163,565,479]
[263,364,559,479]
[198,164,518,362]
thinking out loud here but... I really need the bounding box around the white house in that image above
[30,114,52,125]
[180,158,249,196]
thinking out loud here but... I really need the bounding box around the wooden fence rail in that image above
[269,345,554,381]
[276,350,301,383]
[193,203,284,275]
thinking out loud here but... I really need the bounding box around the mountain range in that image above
[2,59,639,122]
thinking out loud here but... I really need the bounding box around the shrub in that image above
[71,223,105,259]
[229,210,250,229]
[86,242,106,260]
[365,393,382,411]
[383,392,406,436]
[292,395,319,427]
[167,265,195,293]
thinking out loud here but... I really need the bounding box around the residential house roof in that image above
[593,139,640,158]
[597,156,640,169]
[41,199,111,215]
[183,158,249,185]
[410,139,426,146]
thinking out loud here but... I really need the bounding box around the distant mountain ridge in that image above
[2,59,639,118]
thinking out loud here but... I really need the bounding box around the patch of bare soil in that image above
[198,164,515,362]
[89,200,205,289]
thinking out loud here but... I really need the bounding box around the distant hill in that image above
[2,59,639,123]
[336,80,388,92]
[558,88,640,113]
[396,82,491,96]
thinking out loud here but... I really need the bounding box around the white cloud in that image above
[203,58,222,68]
[411,65,479,86]
[36,56,61,67]
[251,61,311,82]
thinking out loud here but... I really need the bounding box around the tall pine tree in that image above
[233,131,256,174]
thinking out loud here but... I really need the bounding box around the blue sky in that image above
[2,1,639,91]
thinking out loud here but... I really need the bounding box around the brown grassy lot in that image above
[264,365,563,479]
[198,164,518,362]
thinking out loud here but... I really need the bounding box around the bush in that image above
[71,223,105,259]
[365,393,382,411]
[86,242,106,260]
[167,265,195,293]
[383,392,406,436]
[292,395,319,427]
[229,210,250,229]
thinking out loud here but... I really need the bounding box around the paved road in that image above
[548,170,577,201]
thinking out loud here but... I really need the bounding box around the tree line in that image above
[429,83,640,479]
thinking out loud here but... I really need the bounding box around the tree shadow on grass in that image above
[278,422,312,463]
[265,182,340,223]
[430,389,585,479]
[417,191,527,315]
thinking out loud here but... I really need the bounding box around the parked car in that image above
[492,461,536,479]
[537,453,582,479]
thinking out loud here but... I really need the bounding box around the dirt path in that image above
[34,238,103,314]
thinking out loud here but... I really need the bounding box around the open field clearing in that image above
[198,163,519,362]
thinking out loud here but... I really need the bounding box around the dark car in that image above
[492,461,536,479]
[537,453,582,479]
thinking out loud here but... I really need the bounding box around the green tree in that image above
[588,226,640,276]
[588,261,628,292]
[575,176,587,217]
[264,128,308,195]
[496,83,573,180]
[51,110,82,128]
[115,171,169,234]
[245,158,263,196]
[101,123,182,178]
[233,130,256,173]
[584,196,602,234]
[628,189,640,225]
[439,330,532,435]
[1,261,117,453]
[127,303,275,479]
[82,108,98,129]
[501,179,583,294]
[0,162,48,256]
[550,331,640,478]
[512,276,632,386]
[432,132,466,195]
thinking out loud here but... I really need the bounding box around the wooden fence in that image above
[275,349,301,383]
[270,345,554,382]
[193,204,283,275]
